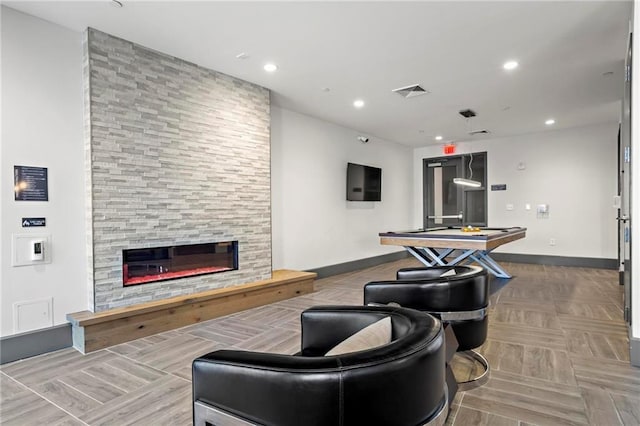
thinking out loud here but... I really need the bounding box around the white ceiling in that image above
[4,1,632,147]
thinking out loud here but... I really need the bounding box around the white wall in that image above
[271,107,413,270]
[413,123,619,259]
[1,7,86,337]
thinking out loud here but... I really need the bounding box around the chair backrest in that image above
[365,267,489,312]
[363,267,489,351]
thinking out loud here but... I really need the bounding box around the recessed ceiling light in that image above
[503,60,519,71]
[111,0,123,7]
[353,99,365,108]
[435,135,443,141]
[545,118,555,125]
[263,63,278,72]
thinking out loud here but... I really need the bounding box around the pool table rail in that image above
[379,227,526,251]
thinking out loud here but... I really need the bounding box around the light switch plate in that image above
[613,195,622,208]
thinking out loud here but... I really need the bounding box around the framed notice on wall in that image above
[14,165,48,201]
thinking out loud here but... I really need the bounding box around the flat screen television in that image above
[346,162,382,201]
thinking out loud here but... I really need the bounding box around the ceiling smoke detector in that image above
[392,84,429,98]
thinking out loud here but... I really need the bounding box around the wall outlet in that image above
[537,204,549,214]
[549,238,556,246]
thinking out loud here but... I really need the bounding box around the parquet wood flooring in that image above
[1,259,637,425]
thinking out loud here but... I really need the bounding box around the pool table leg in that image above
[406,246,438,266]
[470,251,512,279]
[404,246,513,278]
[406,247,458,266]
[446,249,476,265]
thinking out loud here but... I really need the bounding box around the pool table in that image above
[379,227,526,279]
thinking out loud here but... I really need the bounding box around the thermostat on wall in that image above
[31,240,44,261]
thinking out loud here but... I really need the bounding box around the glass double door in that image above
[423,153,487,229]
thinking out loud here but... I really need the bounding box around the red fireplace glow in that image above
[122,241,238,286]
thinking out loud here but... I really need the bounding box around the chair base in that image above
[454,350,490,391]
[194,401,258,426]
[194,386,450,426]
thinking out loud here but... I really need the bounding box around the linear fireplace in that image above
[123,241,238,286]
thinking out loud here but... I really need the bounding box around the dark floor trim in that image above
[307,251,410,279]
[0,324,72,365]
[631,335,640,368]
[491,253,617,270]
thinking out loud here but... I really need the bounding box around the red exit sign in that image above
[443,144,456,155]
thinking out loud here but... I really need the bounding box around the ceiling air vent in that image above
[392,84,429,98]
[459,109,477,118]
[469,129,491,136]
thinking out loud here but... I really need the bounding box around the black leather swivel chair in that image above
[192,305,448,426]
[364,265,489,390]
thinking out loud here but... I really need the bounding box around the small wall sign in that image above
[14,165,48,201]
[491,184,507,191]
[22,217,46,227]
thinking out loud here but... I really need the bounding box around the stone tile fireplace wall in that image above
[84,29,271,312]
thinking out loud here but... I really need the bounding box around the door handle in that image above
[428,214,463,220]
[617,215,629,222]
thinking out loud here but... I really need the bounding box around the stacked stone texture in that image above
[85,29,271,311]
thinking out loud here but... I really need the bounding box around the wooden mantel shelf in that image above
[67,269,316,353]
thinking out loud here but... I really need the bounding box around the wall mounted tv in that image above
[346,162,382,201]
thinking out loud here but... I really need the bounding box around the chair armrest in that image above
[396,267,446,280]
[397,265,485,280]
[193,350,340,426]
[364,278,488,311]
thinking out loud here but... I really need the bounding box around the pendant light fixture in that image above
[454,152,481,187]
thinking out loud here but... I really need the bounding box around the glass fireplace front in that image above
[122,241,238,286]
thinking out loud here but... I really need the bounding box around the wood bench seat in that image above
[67,269,316,353]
